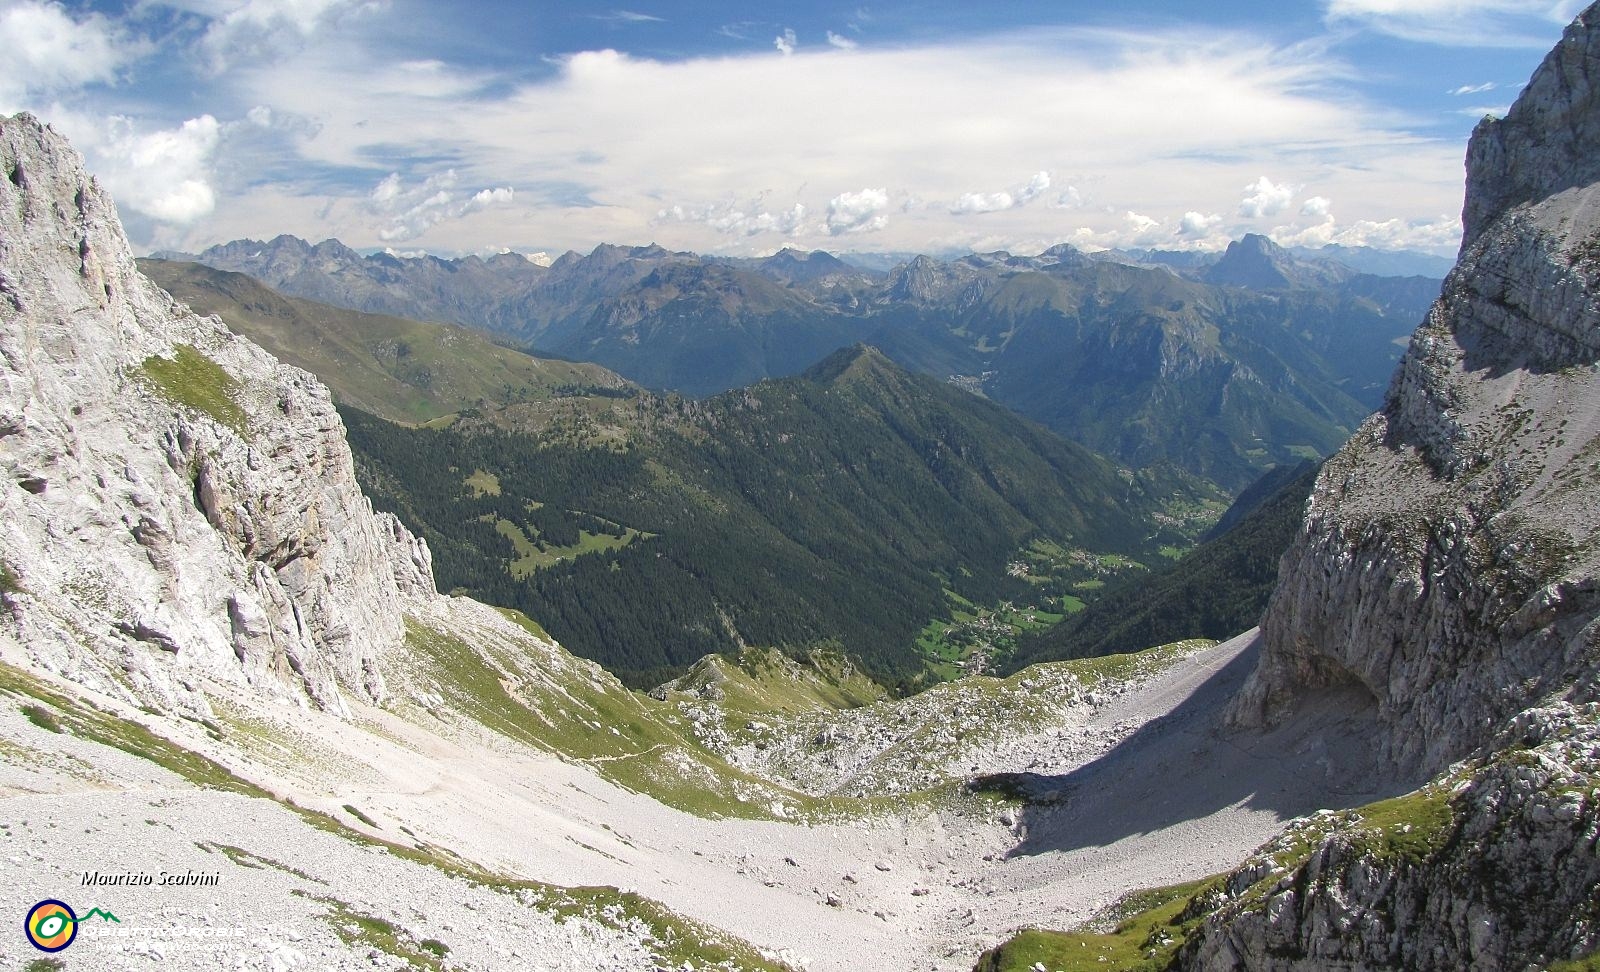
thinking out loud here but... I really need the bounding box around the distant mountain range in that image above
[1096,238,1456,280]
[138,258,629,425]
[178,233,1441,491]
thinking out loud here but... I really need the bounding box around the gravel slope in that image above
[3,628,1413,971]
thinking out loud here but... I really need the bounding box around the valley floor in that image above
[2,629,1411,972]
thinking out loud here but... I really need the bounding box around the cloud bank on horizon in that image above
[0,0,1581,258]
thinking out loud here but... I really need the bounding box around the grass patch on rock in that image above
[0,662,268,796]
[974,878,1220,972]
[136,344,249,437]
[20,703,62,733]
[306,893,448,971]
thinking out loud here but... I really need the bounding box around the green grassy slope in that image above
[140,258,632,425]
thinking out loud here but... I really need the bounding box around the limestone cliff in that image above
[1170,7,1600,968]
[1180,704,1600,970]
[0,113,434,718]
[1233,6,1600,777]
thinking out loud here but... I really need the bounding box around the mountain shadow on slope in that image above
[980,634,1408,860]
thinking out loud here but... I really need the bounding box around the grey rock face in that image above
[1178,6,1600,969]
[1233,3,1600,778]
[1464,6,1600,250]
[1182,706,1600,970]
[0,113,434,717]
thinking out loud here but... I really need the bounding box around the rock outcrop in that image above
[0,113,434,718]
[1233,4,1600,777]
[1173,6,1600,968]
[1181,705,1600,970]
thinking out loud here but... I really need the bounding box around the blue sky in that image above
[1,1,1585,258]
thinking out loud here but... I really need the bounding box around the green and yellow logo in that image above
[25,900,119,952]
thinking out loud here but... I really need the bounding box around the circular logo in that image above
[25,900,77,952]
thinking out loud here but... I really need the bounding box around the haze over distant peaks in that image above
[175,230,1442,492]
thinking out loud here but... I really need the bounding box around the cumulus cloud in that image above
[1123,211,1163,245]
[88,115,223,224]
[0,1,134,112]
[1301,195,1333,218]
[1179,211,1223,236]
[774,28,796,56]
[657,200,807,237]
[827,31,858,50]
[368,169,515,242]
[143,21,1471,255]
[1051,186,1085,209]
[1239,175,1296,218]
[826,188,889,235]
[471,186,515,206]
[1330,214,1462,252]
[951,171,1051,215]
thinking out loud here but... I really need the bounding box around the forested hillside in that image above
[1002,461,1319,672]
[345,346,1206,688]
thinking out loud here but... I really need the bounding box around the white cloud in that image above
[1301,195,1333,218]
[1051,186,1085,209]
[827,31,858,50]
[84,115,223,224]
[199,0,387,71]
[826,188,889,235]
[952,191,1015,215]
[774,28,796,56]
[368,170,515,242]
[951,171,1051,215]
[1124,211,1162,244]
[1328,214,1462,251]
[1239,175,1297,218]
[595,10,665,24]
[1449,81,1499,95]
[1458,104,1512,118]
[471,186,515,206]
[1324,0,1581,47]
[1019,172,1050,203]
[0,1,134,112]
[657,200,807,237]
[1179,211,1222,236]
[158,25,1471,256]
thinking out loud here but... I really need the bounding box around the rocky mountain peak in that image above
[1234,4,1600,777]
[1203,234,1294,289]
[801,343,896,386]
[0,113,434,718]
[1464,0,1600,247]
[1203,232,1351,290]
